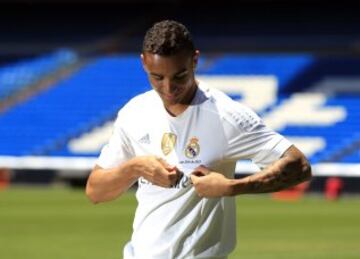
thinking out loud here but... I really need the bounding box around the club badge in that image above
[185,137,200,159]
[161,133,177,155]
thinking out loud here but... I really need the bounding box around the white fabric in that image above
[97,82,292,259]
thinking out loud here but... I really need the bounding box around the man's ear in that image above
[140,53,147,72]
[193,50,200,69]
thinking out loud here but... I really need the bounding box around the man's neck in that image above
[165,103,189,117]
[165,83,198,117]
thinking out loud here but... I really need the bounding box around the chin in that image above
[164,99,178,105]
[161,94,179,104]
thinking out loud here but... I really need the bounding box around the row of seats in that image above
[0,54,359,164]
[275,96,360,163]
[0,49,78,100]
[0,55,148,155]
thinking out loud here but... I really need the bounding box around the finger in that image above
[167,168,182,186]
[159,176,173,188]
[168,170,178,180]
[167,168,179,178]
[151,174,166,187]
[156,157,171,167]
[174,168,184,180]
[154,168,174,187]
[192,170,206,177]
[159,160,177,172]
[161,168,180,187]
[193,165,210,175]
[169,177,178,187]
[165,165,177,172]
[190,174,199,184]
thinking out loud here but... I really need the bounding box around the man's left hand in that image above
[190,165,233,198]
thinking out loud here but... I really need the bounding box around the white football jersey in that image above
[97,81,292,259]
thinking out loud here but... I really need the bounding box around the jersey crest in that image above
[161,133,177,155]
[185,137,200,159]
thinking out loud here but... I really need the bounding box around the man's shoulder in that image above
[199,84,247,115]
[202,86,233,105]
[128,89,157,105]
[122,90,157,110]
[199,84,262,131]
[117,90,158,120]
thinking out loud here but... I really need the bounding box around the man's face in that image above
[141,50,199,106]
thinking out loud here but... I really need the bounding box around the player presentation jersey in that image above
[97,81,292,259]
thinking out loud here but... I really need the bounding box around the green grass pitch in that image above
[1,186,360,259]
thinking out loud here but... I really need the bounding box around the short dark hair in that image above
[142,20,195,56]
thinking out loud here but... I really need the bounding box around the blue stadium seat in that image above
[0,49,78,100]
[0,55,149,156]
[1,54,360,165]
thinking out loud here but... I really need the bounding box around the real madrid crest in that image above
[161,133,177,156]
[185,137,200,159]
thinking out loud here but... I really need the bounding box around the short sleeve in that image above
[96,114,134,169]
[223,103,292,169]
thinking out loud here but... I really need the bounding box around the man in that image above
[86,20,311,259]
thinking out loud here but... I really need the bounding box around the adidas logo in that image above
[139,134,151,144]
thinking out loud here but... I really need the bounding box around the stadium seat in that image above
[1,54,359,165]
[0,49,78,100]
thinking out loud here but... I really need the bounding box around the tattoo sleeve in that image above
[234,145,312,194]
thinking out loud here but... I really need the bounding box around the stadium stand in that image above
[0,1,359,192]
[1,53,359,169]
[0,49,78,100]
[0,55,149,156]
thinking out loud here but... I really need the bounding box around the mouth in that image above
[162,92,178,101]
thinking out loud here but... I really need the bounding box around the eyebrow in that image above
[150,69,188,78]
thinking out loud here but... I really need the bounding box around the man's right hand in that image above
[130,156,180,187]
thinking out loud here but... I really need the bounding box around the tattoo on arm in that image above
[245,146,312,193]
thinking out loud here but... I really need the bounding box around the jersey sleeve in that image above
[96,112,134,169]
[223,102,292,169]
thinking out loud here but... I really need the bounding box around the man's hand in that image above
[85,156,180,204]
[190,165,233,198]
[131,156,180,187]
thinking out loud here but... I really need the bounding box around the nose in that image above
[163,79,177,94]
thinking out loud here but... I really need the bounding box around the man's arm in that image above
[190,145,312,197]
[85,156,179,204]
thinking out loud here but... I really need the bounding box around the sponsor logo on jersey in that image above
[185,137,200,159]
[138,174,192,189]
[161,133,177,155]
[139,133,151,144]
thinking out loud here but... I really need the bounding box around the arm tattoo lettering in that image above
[245,147,311,193]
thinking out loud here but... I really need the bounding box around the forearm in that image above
[86,160,139,204]
[231,146,312,195]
